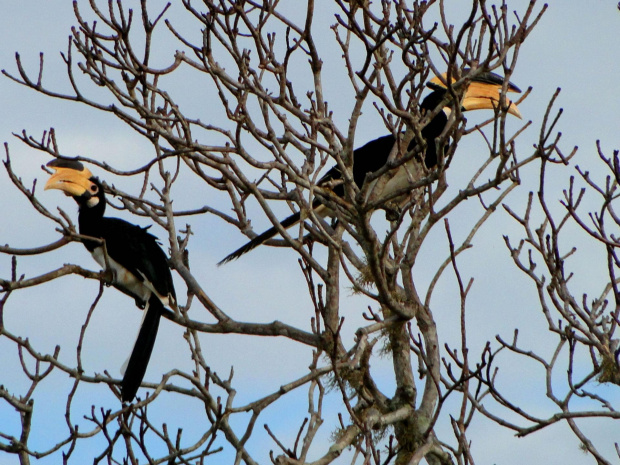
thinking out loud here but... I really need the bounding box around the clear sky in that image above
[1,2,619,464]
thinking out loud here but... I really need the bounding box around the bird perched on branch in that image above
[219,70,522,264]
[45,159,176,402]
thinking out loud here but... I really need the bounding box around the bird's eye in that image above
[90,184,99,194]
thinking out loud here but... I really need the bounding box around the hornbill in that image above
[218,71,521,265]
[44,159,176,402]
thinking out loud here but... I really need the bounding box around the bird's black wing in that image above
[314,134,398,191]
[98,218,175,301]
[350,134,398,187]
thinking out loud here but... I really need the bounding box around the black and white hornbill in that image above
[218,71,522,264]
[44,159,176,402]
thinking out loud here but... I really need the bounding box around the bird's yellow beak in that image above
[44,160,94,197]
[429,73,522,119]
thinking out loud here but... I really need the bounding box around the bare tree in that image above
[499,138,620,464]
[1,1,617,464]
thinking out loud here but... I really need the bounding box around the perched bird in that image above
[219,71,522,264]
[45,159,176,402]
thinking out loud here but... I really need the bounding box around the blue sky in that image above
[1,2,620,464]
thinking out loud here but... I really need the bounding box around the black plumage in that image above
[219,71,522,264]
[45,159,176,402]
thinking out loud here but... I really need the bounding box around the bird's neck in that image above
[77,200,106,248]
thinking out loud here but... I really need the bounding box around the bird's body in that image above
[219,70,522,264]
[80,214,174,309]
[45,160,175,402]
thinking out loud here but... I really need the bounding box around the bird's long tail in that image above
[218,211,302,265]
[121,295,163,402]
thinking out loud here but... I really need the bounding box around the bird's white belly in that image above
[364,160,421,204]
[91,247,151,303]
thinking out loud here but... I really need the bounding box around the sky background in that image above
[1,1,620,464]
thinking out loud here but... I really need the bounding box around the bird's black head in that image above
[44,159,105,212]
